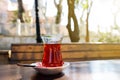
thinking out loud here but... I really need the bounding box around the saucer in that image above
[31,62,70,75]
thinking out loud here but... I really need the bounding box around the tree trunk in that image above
[54,0,63,24]
[85,0,93,42]
[17,0,25,23]
[67,0,80,42]
[85,12,89,42]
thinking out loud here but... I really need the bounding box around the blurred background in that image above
[1,0,120,49]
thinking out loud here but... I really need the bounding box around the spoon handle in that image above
[17,63,35,67]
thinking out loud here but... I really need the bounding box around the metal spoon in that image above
[17,63,36,67]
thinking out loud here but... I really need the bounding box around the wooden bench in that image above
[10,43,120,63]
[0,50,9,64]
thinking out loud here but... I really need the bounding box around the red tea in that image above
[42,44,64,67]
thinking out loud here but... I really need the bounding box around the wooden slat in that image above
[10,43,120,63]
[11,44,43,52]
[62,50,120,59]
[11,52,43,61]
[61,43,120,51]
[11,43,120,52]
[0,50,9,54]
[11,51,120,60]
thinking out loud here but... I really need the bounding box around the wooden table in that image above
[0,59,120,80]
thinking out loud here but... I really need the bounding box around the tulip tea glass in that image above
[42,35,64,67]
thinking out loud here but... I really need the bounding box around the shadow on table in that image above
[31,72,65,80]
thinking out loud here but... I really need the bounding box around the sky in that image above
[38,0,120,33]
[22,0,34,9]
[7,0,120,33]
[89,0,113,32]
[90,0,120,33]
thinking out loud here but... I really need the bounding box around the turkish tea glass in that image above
[42,35,64,67]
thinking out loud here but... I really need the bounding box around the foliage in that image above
[75,0,88,9]
[75,0,79,4]
[11,11,18,23]
[81,0,88,10]
[10,11,31,23]
[22,13,32,23]
[98,32,120,43]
